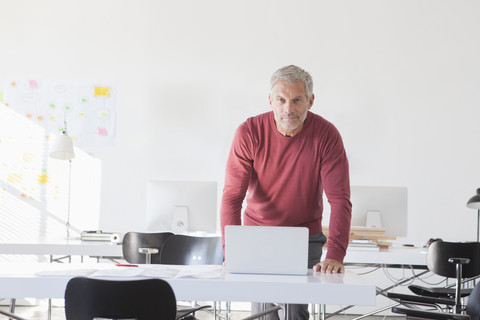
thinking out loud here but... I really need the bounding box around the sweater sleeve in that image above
[321,129,352,263]
[220,122,254,248]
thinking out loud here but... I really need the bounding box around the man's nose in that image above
[283,100,294,113]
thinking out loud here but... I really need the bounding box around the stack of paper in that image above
[348,239,380,251]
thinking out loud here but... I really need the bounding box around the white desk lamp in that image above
[49,121,75,239]
[467,188,480,242]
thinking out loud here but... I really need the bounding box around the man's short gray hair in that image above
[270,65,313,100]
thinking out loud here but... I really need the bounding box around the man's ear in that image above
[308,93,315,110]
[268,94,273,107]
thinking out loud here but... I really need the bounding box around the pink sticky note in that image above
[28,80,38,88]
[98,127,108,136]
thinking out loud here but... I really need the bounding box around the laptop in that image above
[224,225,309,275]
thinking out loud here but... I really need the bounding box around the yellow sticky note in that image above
[7,173,22,184]
[37,174,49,184]
[94,86,110,97]
[0,91,3,102]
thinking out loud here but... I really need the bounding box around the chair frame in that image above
[389,240,480,316]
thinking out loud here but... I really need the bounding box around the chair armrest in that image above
[448,258,470,265]
[387,292,455,306]
[392,306,469,320]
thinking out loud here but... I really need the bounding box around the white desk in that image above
[0,240,426,266]
[344,246,428,267]
[0,238,123,257]
[0,263,376,307]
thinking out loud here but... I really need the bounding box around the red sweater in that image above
[220,111,352,263]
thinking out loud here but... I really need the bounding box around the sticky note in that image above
[28,80,38,88]
[37,174,49,184]
[94,86,110,97]
[7,173,22,184]
[98,127,108,136]
[0,91,3,102]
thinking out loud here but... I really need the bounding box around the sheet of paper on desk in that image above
[35,269,98,277]
[141,265,223,279]
[33,265,223,279]
[91,267,144,277]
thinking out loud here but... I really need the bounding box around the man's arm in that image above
[220,123,254,247]
[320,128,352,269]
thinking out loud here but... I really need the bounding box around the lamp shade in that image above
[467,188,480,209]
[50,132,75,160]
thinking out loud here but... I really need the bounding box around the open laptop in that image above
[224,225,309,275]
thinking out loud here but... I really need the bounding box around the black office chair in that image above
[159,234,224,265]
[388,240,480,314]
[160,234,224,317]
[122,231,174,264]
[64,276,281,320]
[392,280,480,320]
[64,276,207,320]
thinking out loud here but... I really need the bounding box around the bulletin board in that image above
[3,79,116,147]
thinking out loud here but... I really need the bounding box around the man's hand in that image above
[313,259,344,274]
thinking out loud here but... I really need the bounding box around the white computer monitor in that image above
[323,186,408,238]
[145,180,218,234]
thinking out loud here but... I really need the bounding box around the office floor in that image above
[1,305,402,320]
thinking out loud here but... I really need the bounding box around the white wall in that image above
[1,0,479,245]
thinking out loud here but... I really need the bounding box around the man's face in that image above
[269,80,314,136]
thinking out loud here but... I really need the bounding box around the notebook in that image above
[224,225,309,275]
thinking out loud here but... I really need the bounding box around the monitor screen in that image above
[323,186,408,238]
[145,180,218,234]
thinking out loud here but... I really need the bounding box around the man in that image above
[220,65,352,319]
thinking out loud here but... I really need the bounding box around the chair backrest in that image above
[160,234,224,265]
[64,277,177,320]
[467,282,480,320]
[122,232,174,264]
[427,240,480,278]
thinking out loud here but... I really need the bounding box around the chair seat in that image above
[392,306,469,320]
[388,292,455,306]
[409,284,473,298]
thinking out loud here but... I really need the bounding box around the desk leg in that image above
[311,304,326,320]
[9,299,15,314]
[47,299,52,320]
[320,304,326,320]
[226,300,231,320]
